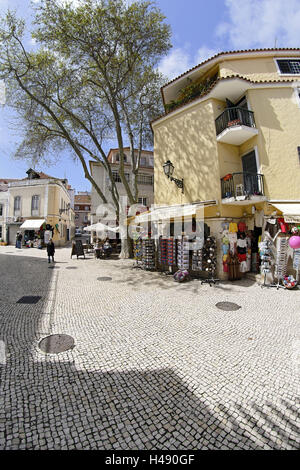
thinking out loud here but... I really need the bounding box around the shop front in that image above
[19,219,46,248]
[129,200,300,289]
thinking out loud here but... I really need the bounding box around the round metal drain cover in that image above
[216,302,241,311]
[48,266,60,269]
[66,267,77,270]
[97,276,112,281]
[39,334,74,354]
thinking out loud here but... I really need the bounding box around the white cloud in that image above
[217,0,300,49]
[158,45,218,81]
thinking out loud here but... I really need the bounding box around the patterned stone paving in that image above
[0,246,299,450]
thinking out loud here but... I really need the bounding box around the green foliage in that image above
[0,0,171,207]
[165,74,219,114]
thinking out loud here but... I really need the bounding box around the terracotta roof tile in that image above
[162,48,300,89]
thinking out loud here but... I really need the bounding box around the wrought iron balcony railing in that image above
[221,172,264,199]
[215,107,256,136]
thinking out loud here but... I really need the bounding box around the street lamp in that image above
[163,160,184,193]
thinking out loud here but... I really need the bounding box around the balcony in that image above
[221,172,266,205]
[215,107,258,145]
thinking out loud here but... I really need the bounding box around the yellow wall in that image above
[245,87,300,199]
[154,99,221,206]
[219,57,297,82]
[8,181,72,245]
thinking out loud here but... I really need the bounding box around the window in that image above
[84,206,90,211]
[137,174,153,185]
[14,196,21,214]
[0,204,3,216]
[138,197,147,206]
[31,195,39,215]
[115,153,127,163]
[0,226,2,239]
[112,171,130,183]
[140,157,147,166]
[75,205,80,211]
[277,59,300,75]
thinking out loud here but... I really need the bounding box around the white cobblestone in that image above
[0,245,299,450]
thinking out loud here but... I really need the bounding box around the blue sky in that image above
[0,0,300,191]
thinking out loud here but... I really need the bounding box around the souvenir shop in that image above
[131,202,300,288]
[131,205,219,284]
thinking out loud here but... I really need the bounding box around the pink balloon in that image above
[289,236,300,249]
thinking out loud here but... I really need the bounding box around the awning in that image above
[20,219,46,230]
[83,223,119,233]
[271,203,300,223]
[132,201,217,224]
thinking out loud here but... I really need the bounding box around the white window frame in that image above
[137,174,153,185]
[31,195,40,215]
[274,57,300,76]
[14,196,21,215]
[138,197,147,206]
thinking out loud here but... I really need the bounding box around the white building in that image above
[90,147,154,225]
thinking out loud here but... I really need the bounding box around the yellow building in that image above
[7,169,75,246]
[152,48,300,280]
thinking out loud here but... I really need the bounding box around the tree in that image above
[0,0,171,257]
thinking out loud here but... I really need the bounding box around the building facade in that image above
[4,169,75,246]
[90,147,154,225]
[151,48,300,280]
[74,192,91,229]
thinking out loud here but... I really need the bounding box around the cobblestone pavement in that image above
[0,245,299,450]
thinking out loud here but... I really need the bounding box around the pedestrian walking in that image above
[47,238,55,263]
[16,232,22,249]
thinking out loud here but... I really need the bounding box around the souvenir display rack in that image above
[200,236,220,285]
[142,238,156,271]
[177,235,190,270]
[132,235,143,269]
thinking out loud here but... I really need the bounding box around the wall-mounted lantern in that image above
[163,160,184,193]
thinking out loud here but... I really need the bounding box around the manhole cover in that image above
[17,296,42,304]
[97,277,112,281]
[38,334,75,354]
[216,302,241,311]
[66,267,77,270]
[48,266,60,269]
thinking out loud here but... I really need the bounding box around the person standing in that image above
[17,232,22,249]
[47,238,55,263]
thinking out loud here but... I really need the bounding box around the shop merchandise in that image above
[227,253,241,281]
[158,236,167,265]
[191,240,203,271]
[177,235,190,270]
[293,249,300,280]
[247,218,254,231]
[282,275,297,289]
[142,238,155,270]
[254,209,264,227]
[259,240,272,275]
[201,236,219,284]
[229,222,238,233]
[238,221,247,232]
[274,236,289,281]
[173,269,190,283]
[167,237,176,266]
[228,232,237,254]
[277,218,289,234]
[264,217,279,238]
